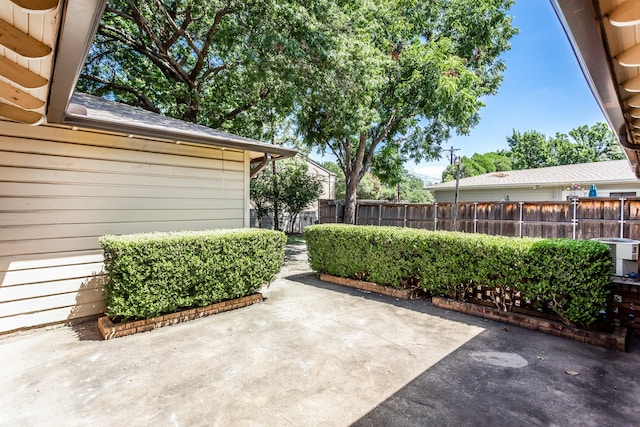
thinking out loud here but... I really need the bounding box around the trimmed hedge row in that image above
[99,229,286,321]
[305,224,612,325]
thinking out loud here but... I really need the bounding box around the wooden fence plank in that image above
[318,198,640,240]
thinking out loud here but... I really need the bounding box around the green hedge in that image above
[99,229,286,321]
[305,224,611,325]
[526,239,612,324]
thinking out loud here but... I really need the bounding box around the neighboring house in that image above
[250,158,335,232]
[0,1,295,333]
[426,160,640,202]
[305,158,337,210]
[552,1,640,176]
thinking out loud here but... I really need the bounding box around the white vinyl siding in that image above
[0,121,248,333]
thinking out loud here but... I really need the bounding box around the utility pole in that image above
[448,146,460,165]
[271,109,279,231]
[453,155,462,231]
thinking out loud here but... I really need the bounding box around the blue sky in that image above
[409,0,606,181]
[313,0,607,183]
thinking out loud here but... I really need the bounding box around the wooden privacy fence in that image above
[319,198,640,240]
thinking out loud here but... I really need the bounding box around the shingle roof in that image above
[64,92,297,160]
[426,160,638,190]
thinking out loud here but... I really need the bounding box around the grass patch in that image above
[286,233,305,245]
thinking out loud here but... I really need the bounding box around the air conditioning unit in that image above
[592,238,640,276]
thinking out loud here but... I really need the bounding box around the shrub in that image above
[526,239,612,326]
[99,229,286,321]
[305,225,418,286]
[413,232,533,305]
[305,224,611,325]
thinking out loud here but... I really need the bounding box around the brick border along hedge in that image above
[433,297,628,351]
[98,293,263,339]
[320,274,420,299]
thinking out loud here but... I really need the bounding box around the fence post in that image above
[473,202,478,234]
[404,204,407,227]
[518,202,524,238]
[334,202,338,223]
[378,204,382,226]
[620,197,626,238]
[355,202,359,225]
[434,202,438,230]
[572,198,578,239]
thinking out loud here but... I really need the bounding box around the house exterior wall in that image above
[433,183,640,203]
[305,161,335,211]
[0,121,249,334]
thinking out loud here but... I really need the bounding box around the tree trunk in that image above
[342,132,368,224]
[343,175,358,224]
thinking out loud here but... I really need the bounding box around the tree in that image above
[297,0,517,223]
[250,158,323,232]
[506,130,552,170]
[379,173,434,203]
[324,160,432,203]
[249,172,274,224]
[441,151,512,182]
[507,122,624,170]
[78,0,338,138]
[278,160,324,232]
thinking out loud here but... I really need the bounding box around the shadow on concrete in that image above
[67,316,103,341]
[284,242,308,260]
[351,324,640,427]
[67,271,108,341]
[289,271,640,426]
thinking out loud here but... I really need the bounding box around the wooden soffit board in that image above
[602,0,640,148]
[0,0,61,125]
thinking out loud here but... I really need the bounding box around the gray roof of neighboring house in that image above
[65,92,297,160]
[426,160,638,191]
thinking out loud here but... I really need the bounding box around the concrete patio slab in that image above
[1,242,640,426]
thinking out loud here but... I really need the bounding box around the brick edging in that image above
[432,296,629,352]
[97,293,263,340]
[319,274,419,299]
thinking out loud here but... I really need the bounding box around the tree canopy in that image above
[441,151,511,182]
[78,0,338,138]
[507,122,624,170]
[79,0,517,223]
[296,0,517,222]
[323,161,433,203]
[440,122,624,182]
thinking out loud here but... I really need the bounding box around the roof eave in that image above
[306,158,337,176]
[47,0,108,124]
[550,0,640,177]
[62,113,297,159]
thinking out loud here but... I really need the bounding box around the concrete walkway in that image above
[1,243,640,426]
